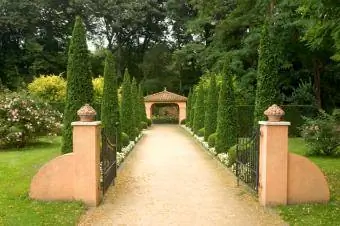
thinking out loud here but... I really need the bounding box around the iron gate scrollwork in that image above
[235,129,259,191]
[101,129,117,194]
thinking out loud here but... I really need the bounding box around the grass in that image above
[0,137,85,226]
[278,138,340,225]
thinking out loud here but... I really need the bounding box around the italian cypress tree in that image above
[254,18,280,125]
[120,69,133,139]
[61,16,93,154]
[186,89,192,126]
[189,88,197,129]
[101,51,120,149]
[193,84,205,134]
[204,74,218,141]
[138,84,147,124]
[130,77,138,139]
[215,66,238,154]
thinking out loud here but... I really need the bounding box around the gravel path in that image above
[79,125,286,226]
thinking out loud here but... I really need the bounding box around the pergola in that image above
[144,89,187,124]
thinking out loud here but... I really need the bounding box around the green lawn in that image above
[0,137,85,226]
[278,138,340,225]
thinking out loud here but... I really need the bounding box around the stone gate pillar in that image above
[258,105,290,206]
[178,102,187,124]
[71,106,101,206]
[258,104,329,206]
[29,104,102,207]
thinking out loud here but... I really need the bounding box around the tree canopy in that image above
[1,0,340,111]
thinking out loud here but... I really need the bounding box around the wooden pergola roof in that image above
[144,89,187,103]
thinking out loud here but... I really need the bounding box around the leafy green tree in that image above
[120,69,133,139]
[204,74,218,140]
[254,18,280,124]
[62,16,93,154]
[101,51,120,150]
[193,84,205,134]
[216,66,238,154]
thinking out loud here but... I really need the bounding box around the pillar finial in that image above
[164,87,167,91]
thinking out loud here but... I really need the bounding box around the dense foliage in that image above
[138,84,148,128]
[120,70,133,139]
[0,91,62,148]
[130,78,138,139]
[101,51,120,149]
[193,84,205,133]
[61,17,93,154]
[28,75,66,103]
[301,110,340,156]
[254,19,280,124]
[2,1,340,112]
[92,77,104,103]
[188,90,196,128]
[186,89,192,127]
[215,67,238,154]
[204,74,218,140]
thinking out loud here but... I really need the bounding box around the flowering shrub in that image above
[28,75,104,104]
[28,75,66,102]
[0,91,62,148]
[301,110,340,156]
[92,77,104,103]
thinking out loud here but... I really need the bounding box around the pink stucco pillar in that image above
[71,121,102,206]
[258,120,291,206]
[145,102,153,119]
[178,102,186,124]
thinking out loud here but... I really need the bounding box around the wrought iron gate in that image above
[235,129,259,191]
[101,130,117,194]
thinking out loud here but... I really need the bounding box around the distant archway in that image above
[144,88,187,124]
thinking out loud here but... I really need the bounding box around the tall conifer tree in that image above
[186,89,192,126]
[204,74,218,140]
[216,66,238,153]
[101,51,120,149]
[62,16,93,153]
[120,70,133,139]
[189,88,197,129]
[138,84,147,124]
[131,77,138,139]
[254,16,280,125]
[193,84,205,134]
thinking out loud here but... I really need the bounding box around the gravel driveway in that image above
[79,125,286,226]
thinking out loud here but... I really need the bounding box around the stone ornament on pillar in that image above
[264,104,285,122]
[77,104,97,122]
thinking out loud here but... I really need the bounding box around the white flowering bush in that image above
[117,133,143,167]
[0,90,62,148]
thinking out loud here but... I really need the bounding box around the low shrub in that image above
[133,127,140,139]
[146,118,152,126]
[181,119,186,125]
[197,127,205,137]
[140,121,148,129]
[0,90,62,148]
[121,132,130,147]
[227,145,237,167]
[151,115,179,124]
[208,132,217,147]
[301,109,340,156]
